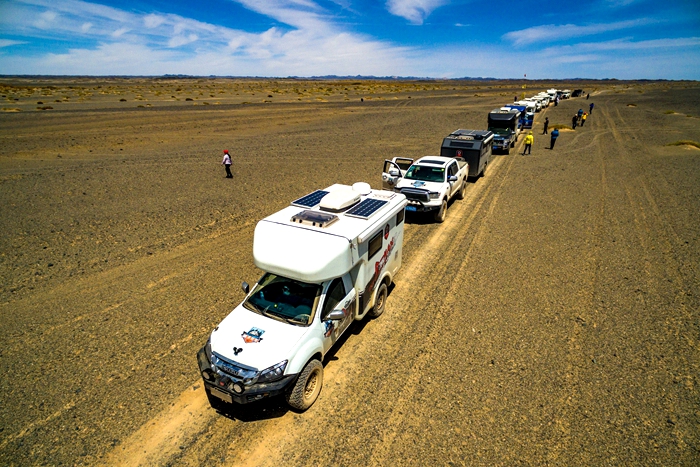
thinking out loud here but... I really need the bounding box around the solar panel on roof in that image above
[345,198,388,219]
[291,190,329,208]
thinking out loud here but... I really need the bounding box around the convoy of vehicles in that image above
[198,85,582,412]
[198,182,407,411]
[383,155,469,223]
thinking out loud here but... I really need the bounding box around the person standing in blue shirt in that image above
[550,128,560,149]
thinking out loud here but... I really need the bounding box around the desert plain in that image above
[1,77,699,466]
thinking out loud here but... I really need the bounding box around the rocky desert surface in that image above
[1,78,699,466]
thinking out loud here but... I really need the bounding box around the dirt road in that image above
[1,80,698,465]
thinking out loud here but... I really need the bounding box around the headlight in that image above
[257,360,288,384]
[429,192,440,199]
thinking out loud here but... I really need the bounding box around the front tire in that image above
[368,282,388,318]
[286,359,323,411]
[434,199,447,223]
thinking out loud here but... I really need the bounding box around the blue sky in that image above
[0,0,698,79]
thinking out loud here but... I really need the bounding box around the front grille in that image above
[212,353,257,381]
[400,188,430,202]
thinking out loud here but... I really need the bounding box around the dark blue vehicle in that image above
[504,104,533,129]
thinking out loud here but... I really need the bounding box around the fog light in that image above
[202,370,212,381]
[232,383,244,394]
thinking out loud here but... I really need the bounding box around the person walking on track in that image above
[550,128,560,149]
[222,149,233,178]
[522,131,534,155]
[543,117,549,135]
[572,115,578,129]
[581,112,588,126]
[589,102,594,113]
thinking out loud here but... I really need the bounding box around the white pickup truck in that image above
[382,156,468,223]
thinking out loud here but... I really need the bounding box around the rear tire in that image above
[434,199,447,223]
[286,359,323,411]
[368,282,388,318]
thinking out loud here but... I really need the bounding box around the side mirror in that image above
[447,175,458,182]
[388,168,400,176]
[327,309,345,321]
[241,281,250,294]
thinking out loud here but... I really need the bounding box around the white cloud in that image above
[33,9,59,28]
[144,14,166,29]
[504,18,656,46]
[386,0,448,25]
[168,33,199,48]
[0,39,27,47]
[111,27,129,38]
[81,22,92,33]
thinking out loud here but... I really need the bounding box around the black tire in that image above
[368,282,388,318]
[456,180,467,200]
[481,160,488,177]
[434,199,447,223]
[286,359,323,411]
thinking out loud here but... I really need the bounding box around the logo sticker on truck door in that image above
[241,327,265,343]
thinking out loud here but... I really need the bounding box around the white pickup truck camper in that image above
[198,182,407,411]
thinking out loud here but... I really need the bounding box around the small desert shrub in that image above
[666,140,700,149]
[550,124,569,130]
[37,101,43,104]
[37,106,53,110]
[663,110,675,114]
[185,98,193,101]
[627,103,637,107]
[119,98,127,102]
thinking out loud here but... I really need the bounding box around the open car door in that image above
[382,157,413,190]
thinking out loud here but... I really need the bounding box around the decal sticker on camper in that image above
[241,327,265,343]
[362,237,396,308]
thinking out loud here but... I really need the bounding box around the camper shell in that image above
[488,108,521,153]
[198,183,407,411]
[440,129,494,178]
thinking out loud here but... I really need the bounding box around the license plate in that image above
[406,206,417,212]
[209,387,233,403]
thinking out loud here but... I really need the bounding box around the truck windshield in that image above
[404,165,445,183]
[488,127,512,136]
[244,273,321,326]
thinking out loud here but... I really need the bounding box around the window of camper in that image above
[368,231,383,259]
[396,209,404,225]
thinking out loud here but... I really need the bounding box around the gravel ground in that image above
[1,79,698,466]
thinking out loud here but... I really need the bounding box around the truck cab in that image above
[384,156,469,223]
